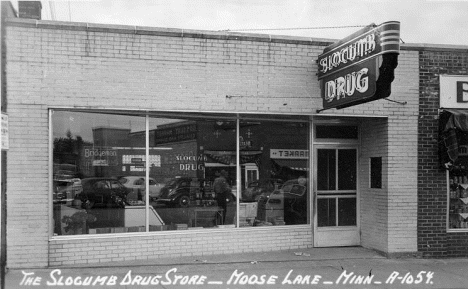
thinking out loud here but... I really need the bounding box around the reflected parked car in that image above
[79,178,129,209]
[118,176,164,201]
[243,178,284,201]
[157,177,236,208]
[259,179,307,202]
[258,178,308,225]
[156,177,201,207]
[53,178,82,204]
[53,163,78,181]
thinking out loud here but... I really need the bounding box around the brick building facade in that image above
[417,47,468,257]
[2,12,465,269]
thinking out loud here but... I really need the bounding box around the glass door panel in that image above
[314,147,359,247]
[338,197,357,226]
[317,198,336,227]
[317,149,336,191]
[338,149,357,190]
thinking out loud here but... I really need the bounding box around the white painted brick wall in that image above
[360,118,389,252]
[5,19,419,267]
[358,51,419,254]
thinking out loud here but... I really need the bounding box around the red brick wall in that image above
[418,48,468,257]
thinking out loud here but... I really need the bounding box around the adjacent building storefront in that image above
[11,9,467,268]
[420,51,468,257]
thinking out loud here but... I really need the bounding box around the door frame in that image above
[311,121,361,247]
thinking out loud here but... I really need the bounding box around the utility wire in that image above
[49,1,56,21]
[68,1,72,21]
[219,25,369,32]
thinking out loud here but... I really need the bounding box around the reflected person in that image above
[214,170,230,224]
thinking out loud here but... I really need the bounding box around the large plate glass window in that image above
[149,117,237,229]
[150,117,310,229]
[244,120,309,226]
[52,110,310,235]
[52,111,148,235]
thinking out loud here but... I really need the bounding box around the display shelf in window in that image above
[448,172,468,229]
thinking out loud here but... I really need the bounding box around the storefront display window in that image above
[52,110,310,235]
[52,111,148,235]
[448,169,468,229]
[439,109,468,230]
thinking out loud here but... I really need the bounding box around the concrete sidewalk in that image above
[5,247,468,288]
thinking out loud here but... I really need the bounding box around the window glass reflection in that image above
[317,149,336,191]
[315,125,358,139]
[53,111,310,235]
[338,149,357,190]
[338,198,357,226]
[317,198,336,227]
[53,111,148,235]
[152,119,309,228]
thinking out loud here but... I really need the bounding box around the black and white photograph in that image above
[1,0,468,288]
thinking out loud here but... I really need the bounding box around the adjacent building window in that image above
[52,110,310,235]
[439,109,468,231]
[448,169,468,230]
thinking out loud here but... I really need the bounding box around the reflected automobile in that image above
[53,163,79,181]
[118,176,164,201]
[53,178,82,204]
[157,177,236,208]
[79,178,129,209]
[258,178,308,225]
[156,177,201,207]
[259,178,307,201]
[243,178,284,201]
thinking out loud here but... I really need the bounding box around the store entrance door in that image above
[313,146,360,247]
